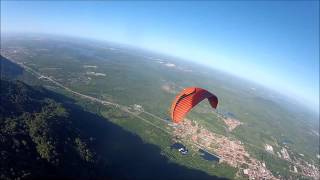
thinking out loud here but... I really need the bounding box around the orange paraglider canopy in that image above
[170,87,218,123]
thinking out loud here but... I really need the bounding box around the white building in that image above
[133,104,143,111]
[281,147,290,160]
[265,144,274,153]
[243,169,249,175]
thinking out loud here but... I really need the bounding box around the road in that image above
[19,61,173,133]
[10,59,229,160]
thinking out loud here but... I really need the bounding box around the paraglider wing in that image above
[170,87,218,123]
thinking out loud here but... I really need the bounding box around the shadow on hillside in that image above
[53,92,227,180]
[1,55,24,79]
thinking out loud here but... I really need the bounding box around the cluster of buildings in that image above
[292,157,319,179]
[264,144,319,179]
[223,118,242,131]
[132,104,143,111]
[173,119,277,180]
[242,163,275,180]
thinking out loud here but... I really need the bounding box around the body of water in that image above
[199,149,220,162]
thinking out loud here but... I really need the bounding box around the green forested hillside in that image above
[0,80,97,179]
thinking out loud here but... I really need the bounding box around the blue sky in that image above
[1,1,319,112]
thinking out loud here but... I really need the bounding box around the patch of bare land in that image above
[39,67,62,70]
[165,63,176,67]
[161,82,178,94]
[83,65,97,68]
[86,71,106,77]
[173,119,277,180]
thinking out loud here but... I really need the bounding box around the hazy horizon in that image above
[1,1,319,113]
